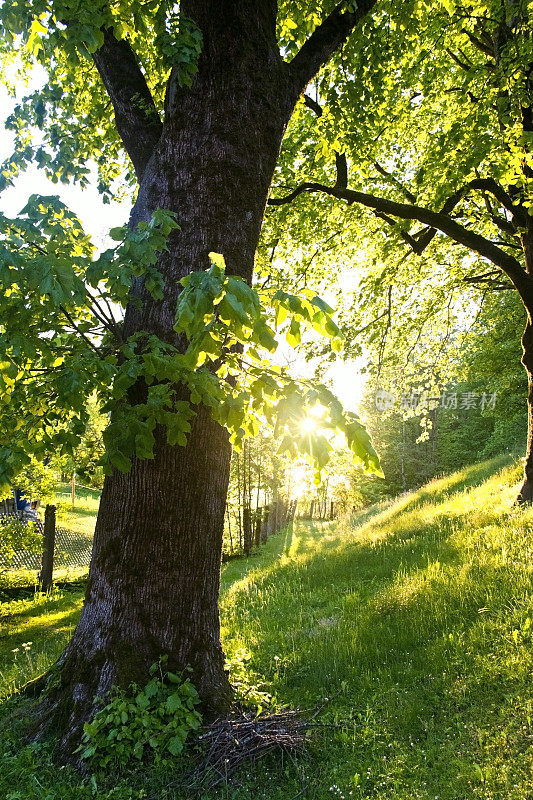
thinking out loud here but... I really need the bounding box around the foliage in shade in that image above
[78,659,202,769]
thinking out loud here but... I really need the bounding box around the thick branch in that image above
[303,94,323,117]
[464,271,513,290]
[288,1,377,98]
[92,28,163,180]
[462,28,494,58]
[269,180,533,306]
[335,151,348,189]
[445,47,472,71]
[302,94,347,187]
[398,178,522,254]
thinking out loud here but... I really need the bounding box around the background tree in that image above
[267,0,533,500]
[334,290,525,504]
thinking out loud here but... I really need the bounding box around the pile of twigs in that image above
[184,709,308,791]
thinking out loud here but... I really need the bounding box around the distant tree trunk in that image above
[242,505,253,556]
[236,453,243,552]
[226,506,233,554]
[290,499,297,521]
[517,222,533,504]
[401,417,406,492]
[261,506,270,543]
[254,507,262,547]
[518,320,533,502]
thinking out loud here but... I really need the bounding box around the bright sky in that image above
[0,83,367,413]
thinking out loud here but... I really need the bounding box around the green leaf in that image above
[109,450,132,473]
[109,226,125,241]
[165,693,183,713]
[286,318,301,348]
[167,736,184,755]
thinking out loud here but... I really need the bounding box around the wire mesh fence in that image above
[0,510,94,574]
[0,493,300,581]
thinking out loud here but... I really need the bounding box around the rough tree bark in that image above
[518,320,533,502]
[33,0,376,756]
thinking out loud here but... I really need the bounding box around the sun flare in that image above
[299,416,318,434]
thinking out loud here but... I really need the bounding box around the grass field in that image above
[0,456,531,799]
[55,490,100,537]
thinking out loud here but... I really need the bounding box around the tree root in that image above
[20,672,52,698]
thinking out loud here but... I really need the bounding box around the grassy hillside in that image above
[0,456,531,799]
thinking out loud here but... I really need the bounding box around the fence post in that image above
[71,473,76,508]
[39,504,56,592]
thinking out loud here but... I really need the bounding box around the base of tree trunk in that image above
[28,649,233,765]
[516,476,533,504]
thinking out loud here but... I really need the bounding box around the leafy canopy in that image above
[0,197,381,493]
[0,1,388,490]
[263,0,531,404]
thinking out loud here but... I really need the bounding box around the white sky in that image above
[0,83,367,413]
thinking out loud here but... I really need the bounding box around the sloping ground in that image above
[0,456,531,799]
[220,456,533,800]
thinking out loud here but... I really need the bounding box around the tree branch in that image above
[463,270,513,290]
[302,95,348,188]
[462,28,494,58]
[288,1,377,98]
[334,151,348,189]
[269,179,533,306]
[59,305,102,356]
[445,47,472,71]
[373,161,417,203]
[92,28,163,180]
[303,94,323,117]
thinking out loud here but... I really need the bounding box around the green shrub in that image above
[78,659,202,770]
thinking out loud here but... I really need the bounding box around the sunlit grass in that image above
[0,590,83,700]
[55,493,100,536]
[0,455,531,799]
[220,456,533,799]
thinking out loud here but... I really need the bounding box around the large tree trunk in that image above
[38,409,233,753]
[29,0,370,758]
[37,3,292,754]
